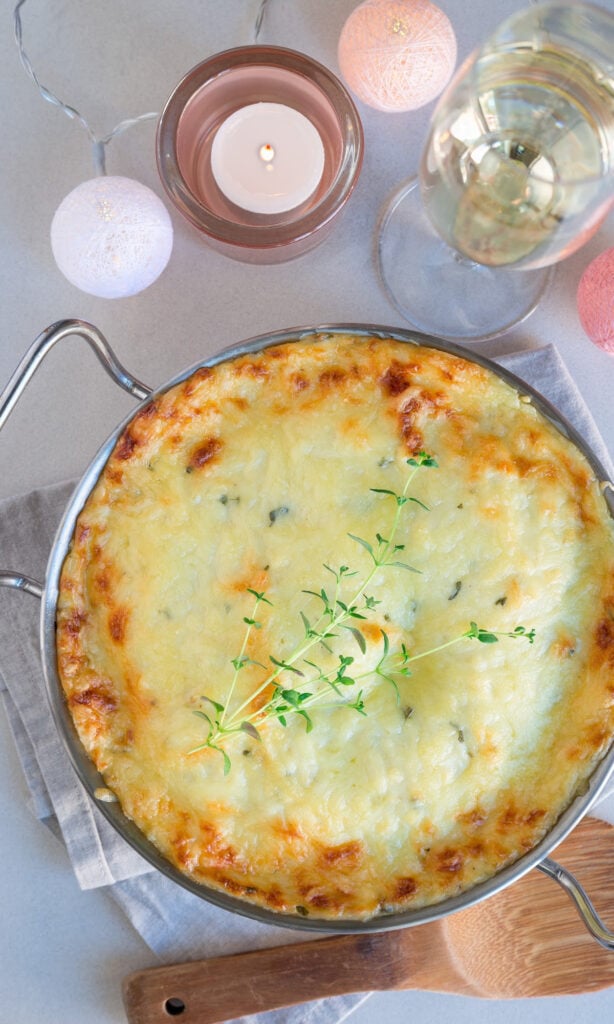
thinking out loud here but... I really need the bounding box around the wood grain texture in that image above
[442,816,614,998]
[122,817,614,1024]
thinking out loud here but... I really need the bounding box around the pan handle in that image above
[0,318,153,431]
[0,320,151,598]
[538,855,614,950]
[0,572,43,600]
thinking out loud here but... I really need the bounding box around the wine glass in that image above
[377,2,614,342]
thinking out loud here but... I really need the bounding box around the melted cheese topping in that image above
[57,335,614,919]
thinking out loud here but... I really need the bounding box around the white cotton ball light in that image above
[337,0,457,113]
[50,176,174,298]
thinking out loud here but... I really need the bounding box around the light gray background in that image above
[1,1,613,1022]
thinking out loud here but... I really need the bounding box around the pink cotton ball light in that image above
[337,0,457,113]
[577,247,614,354]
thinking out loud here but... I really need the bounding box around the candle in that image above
[156,47,364,263]
[211,103,325,215]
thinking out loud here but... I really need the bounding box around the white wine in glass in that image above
[378,2,614,341]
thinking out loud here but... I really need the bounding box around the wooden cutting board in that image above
[123,816,614,1023]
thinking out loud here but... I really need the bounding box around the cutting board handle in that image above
[122,931,403,1024]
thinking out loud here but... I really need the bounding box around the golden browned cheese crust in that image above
[56,335,614,919]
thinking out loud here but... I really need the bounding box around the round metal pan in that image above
[1,318,614,942]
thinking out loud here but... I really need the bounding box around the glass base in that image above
[377,179,553,343]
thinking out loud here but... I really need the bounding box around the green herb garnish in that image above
[188,452,535,771]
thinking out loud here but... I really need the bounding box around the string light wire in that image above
[13,0,272,175]
[254,0,272,42]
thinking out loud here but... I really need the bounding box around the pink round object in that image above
[337,0,457,113]
[577,247,614,354]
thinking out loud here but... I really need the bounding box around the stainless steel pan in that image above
[1,318,614,945]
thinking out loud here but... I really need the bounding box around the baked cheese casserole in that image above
[56,334,614,920]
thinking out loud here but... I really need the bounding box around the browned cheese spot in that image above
[435,848,464,874]
[291,373,310,392]
[188,437,223,472]
[172,833,197,871]
[119,728,135,748]
[550,634,577,660]
[361,621,385,644]
[264,345,290,361]
[199,821,239,868]
[319,367,347,388]
[499,805,546,832]
[182,366,213,397]
[115,429,139,461]
[320,840,363,866]
[466,841,485,859]
[398,397,424,456]
[393,876,418,899]
[64,610,87,637]
[457,806,488,829]
[308,893,332,908]
[237,360,269,380]
[264,886,285,909]
[380,361,413,396]
[95,567,113,596]
[71,685,117,714]
[108,606,129,644]
[76,523,91,544]
[273,819,304,842]
[213,874,256,895]
[230,396,248,411]
[395,388,449,455]
[132,401,159,426]
[587,721,611,752]
[227,566,270,595]
[596,618,614,652]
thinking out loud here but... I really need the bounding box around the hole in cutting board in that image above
[164,997,186,1016]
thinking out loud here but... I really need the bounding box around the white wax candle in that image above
[211,102,325,215]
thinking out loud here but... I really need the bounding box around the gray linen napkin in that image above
[1,344,613,1024]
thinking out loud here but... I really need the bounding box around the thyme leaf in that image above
[240,721,261,741]
[269,506,290,525]
[341,624,367,654]
[270,655,305,676]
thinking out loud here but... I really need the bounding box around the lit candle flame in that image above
[259,143,275,163]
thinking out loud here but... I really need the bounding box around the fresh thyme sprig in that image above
[187,452,535,773]
[219,588,271,727]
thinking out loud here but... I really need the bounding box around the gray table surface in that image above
[1,1,614,1022]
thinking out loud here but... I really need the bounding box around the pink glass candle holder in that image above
[157,46,364,264]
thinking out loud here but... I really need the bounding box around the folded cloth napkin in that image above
[1,344,613,1024]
